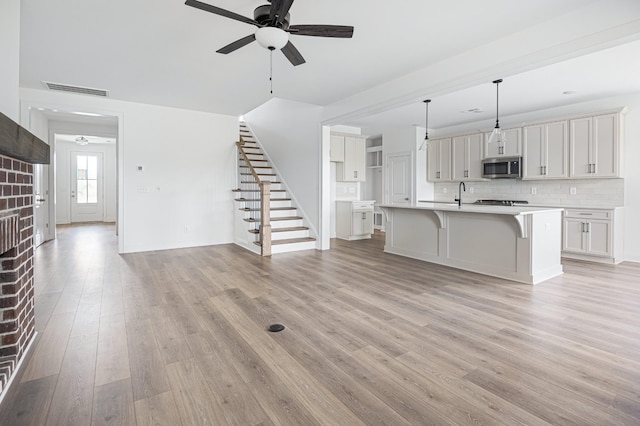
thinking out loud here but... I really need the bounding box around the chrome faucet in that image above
[455,181,466,207]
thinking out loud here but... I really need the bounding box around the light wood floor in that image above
[1,223,639,425]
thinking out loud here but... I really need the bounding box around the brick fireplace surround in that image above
[0,112,49,398]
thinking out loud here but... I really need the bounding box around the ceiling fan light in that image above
[255,27,289,50]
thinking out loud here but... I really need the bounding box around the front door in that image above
[387,152,412,205]
[70,152,104,223]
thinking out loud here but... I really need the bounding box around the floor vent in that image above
[43,81,109,97]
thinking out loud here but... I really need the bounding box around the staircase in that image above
[233,123,316,255]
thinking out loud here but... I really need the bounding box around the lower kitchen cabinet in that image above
[562,207,623,264]
[336,201,374,240]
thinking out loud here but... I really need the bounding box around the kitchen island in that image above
[379,203,564,284]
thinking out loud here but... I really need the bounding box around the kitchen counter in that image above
[379,204,564,284]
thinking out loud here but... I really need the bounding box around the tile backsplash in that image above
[433,178,624,207]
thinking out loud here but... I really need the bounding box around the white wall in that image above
[55,140,117,224]
[243,98,323,237]
[0,0,20,121]
[376,125,434,204]
[21,88,239,253]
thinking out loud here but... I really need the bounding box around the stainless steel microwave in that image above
[482,156,522,179]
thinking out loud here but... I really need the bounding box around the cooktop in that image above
[473,199,529,206]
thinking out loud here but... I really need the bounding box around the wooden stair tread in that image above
[235,198,291,202]
[243,216,302,222]
[240,173,277,176]
[254,237,316,246]
[241,181,280,184]
[233,189,286,193]
[248,226,309,234]
[239,207,295,212]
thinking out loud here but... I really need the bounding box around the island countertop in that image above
[384,202,564,216]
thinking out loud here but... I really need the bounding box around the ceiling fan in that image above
[185,0,354,66]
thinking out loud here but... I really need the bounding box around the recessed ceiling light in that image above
[562,90,577,95]
[460,108,484,114]
[71,111,105,117]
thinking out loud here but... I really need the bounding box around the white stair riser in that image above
[269,209,297,218]
[271,219,303,228]
[269,200,292,208]
[271,230,310,240]
[270,241,317,254]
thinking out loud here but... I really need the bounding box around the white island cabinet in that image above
[379,204,564,285]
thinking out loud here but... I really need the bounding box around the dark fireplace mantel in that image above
[0,112,49,165]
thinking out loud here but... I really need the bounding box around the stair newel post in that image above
[260,181,272,256]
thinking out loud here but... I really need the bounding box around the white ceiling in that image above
[345,39,640,133]
[19,0,640,129]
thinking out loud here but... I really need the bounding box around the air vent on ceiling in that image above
[43,81,109,97]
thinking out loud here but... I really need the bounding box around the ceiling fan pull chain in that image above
[269,46,275,94]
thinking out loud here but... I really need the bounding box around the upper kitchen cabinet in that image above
[452,133,484,181]
[330,134,345,162]
[570,112,623,178]
[427,138,452,182]
[335,134,366,182]
[523,121,568,180]
[484,128,521,158]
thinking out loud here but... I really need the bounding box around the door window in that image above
[76,155,98,204]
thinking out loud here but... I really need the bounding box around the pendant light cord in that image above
[424,99,431,140]
[493,79,502,129]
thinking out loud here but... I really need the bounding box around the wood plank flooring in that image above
[1,223,640,425]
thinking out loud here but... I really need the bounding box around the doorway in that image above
[33,163,50,247]
[70,151,105,222]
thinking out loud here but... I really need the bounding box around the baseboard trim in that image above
[0,332,38,408]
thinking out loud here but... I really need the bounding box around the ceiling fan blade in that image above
[270,0,295,25]
[281,41,305,66]
[288,25,354,38]
[216,34,256,54]
[185,0,259,27]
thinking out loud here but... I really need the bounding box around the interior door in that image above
[387,152,412,204]
[70,152,104,223]
[33,163,50,247]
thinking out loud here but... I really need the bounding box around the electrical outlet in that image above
[443,188,448,194]
[469,187,475,194]
[531,187,537,195]
[570,187,577,195]
[183,226,189,233]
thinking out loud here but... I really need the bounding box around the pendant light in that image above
[487,79,506,147]
[419,99,431,151]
